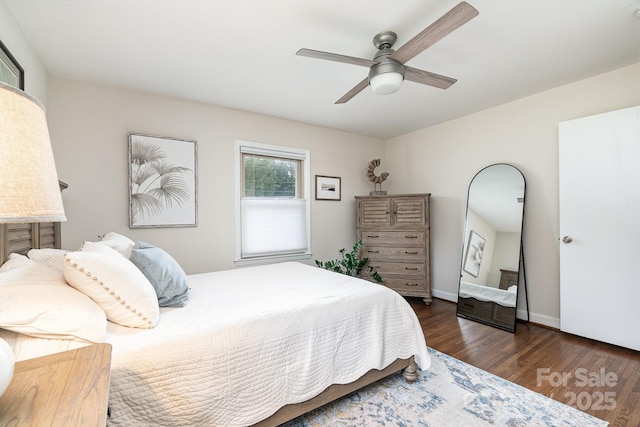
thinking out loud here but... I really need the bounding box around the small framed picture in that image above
[0,39,24,90]
[315,175,341,201]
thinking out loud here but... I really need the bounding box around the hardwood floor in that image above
[408,298,640,427]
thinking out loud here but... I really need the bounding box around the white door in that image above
[559,105,640,351]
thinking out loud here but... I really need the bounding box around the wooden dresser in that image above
[499,269,519,290]
[355,193,431,304]
[0,343,112,426]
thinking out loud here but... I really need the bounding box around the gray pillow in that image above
[129,241,189,307]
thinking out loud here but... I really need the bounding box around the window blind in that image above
[241,198,308,257]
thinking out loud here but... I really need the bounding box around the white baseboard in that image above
[431,289,560,329]
[525,312,560,329]
[432,289,458,302]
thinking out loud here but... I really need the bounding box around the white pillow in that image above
[63,244,159,329]
[81,240,123,256]
[0,254,107,343]
[27,248,68,272]
[96,232,135,258]
[0,252,32,272]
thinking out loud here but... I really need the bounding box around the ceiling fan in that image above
[296,2,479,104]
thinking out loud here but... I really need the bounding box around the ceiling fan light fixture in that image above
[368,59,405,95]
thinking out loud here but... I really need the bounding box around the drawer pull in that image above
[405,267,418,271]
[367,250,380,254]
[405,235,419,239]
[405,251,418,255]
[405,283,419,287]
[367,235,380,238]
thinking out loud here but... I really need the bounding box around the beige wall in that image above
[47,77,384,274]
[384,63,640,327]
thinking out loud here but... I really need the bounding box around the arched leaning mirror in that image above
[456,164,526,332]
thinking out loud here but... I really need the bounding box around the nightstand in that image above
[0,343,112,426]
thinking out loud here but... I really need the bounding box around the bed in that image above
[457,281,517,330]
[0,226,429,426]
[458,281,517,307]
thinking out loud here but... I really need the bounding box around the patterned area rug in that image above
[283,348,608,427]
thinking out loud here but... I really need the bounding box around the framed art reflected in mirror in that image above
[462,230,485,278]
[0,40,24,90]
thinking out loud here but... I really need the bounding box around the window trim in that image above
[234,140,311,265]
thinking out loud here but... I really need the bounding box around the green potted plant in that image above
[315,240,383,283]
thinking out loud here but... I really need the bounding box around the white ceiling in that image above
[5,0,640,139]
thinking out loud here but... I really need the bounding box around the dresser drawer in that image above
[381,276,427,292]
[362,245,425,261]
[366,260,425,276]
[360,230,425,246]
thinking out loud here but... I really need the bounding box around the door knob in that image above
[562,236,573,244]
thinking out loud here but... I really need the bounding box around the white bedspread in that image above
[105,261,429,426]
[459,281,517,307]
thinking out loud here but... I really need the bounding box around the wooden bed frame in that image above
[256,358,417,426]
[0,221,61,264]
[0,180,67,264]
[0,220,419,426]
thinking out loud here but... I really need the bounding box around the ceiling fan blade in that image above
[404,66,457,89]
[392,1,479,64]
[296,48,376,68]
[296,49,375,103]
[335,78,369,104]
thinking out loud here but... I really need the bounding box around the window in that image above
[235,140,310,263]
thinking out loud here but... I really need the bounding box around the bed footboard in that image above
[253,356,416,427]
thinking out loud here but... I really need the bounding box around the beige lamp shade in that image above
[0,82,66,222]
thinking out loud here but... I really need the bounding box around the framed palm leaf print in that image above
[129,133,197,228]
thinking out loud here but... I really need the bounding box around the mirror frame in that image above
[456,163,526,332]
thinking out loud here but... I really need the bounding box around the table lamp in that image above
[0,81,67,395]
